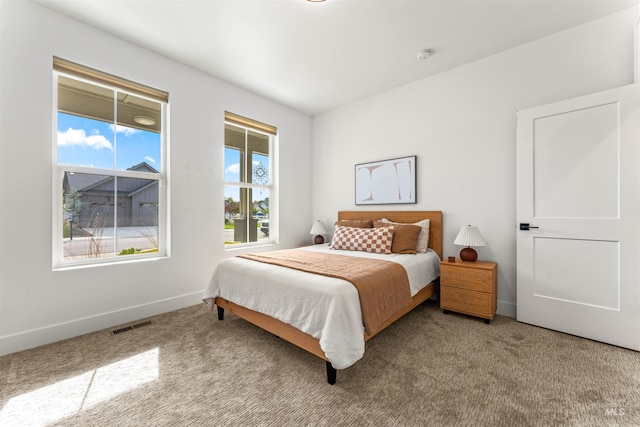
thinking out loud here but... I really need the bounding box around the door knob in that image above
[519,223,539,231]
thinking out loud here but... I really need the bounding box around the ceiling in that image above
[37,0,639,115]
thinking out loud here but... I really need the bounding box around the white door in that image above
[516,84,640,350]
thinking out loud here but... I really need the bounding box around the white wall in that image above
[311,6,638,317]
[0,1,312,355]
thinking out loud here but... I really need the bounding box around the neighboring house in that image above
[63,162,159,229]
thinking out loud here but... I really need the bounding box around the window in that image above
[224,112,276,247]
[53,58,168,268]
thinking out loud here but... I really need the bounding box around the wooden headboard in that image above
[337,211,443,260]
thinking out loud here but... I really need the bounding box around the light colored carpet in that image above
[1,301,640,426]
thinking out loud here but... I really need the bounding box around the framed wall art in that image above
[355,155,416,205]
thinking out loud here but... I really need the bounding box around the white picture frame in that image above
[355,155,416,205]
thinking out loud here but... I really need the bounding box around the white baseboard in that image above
[497,300,517,318]
[0,292,203,356]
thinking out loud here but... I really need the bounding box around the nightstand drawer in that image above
[440,286,465,312]
[441,286,493,318]
[440,266,493,293]
[464,290,494,318]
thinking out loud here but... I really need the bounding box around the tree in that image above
[225,196,239,218]
[64,191,81,239]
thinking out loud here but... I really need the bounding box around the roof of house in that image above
[64,162,158,194]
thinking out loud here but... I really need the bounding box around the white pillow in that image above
[380,218,429,253]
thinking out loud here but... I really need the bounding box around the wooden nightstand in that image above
[440,259,497,324]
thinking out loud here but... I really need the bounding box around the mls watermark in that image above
[597,402,640,425]
[594,402,639,417]
[604,407,626,416]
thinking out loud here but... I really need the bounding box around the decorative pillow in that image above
[374,221,421,254]
[380,218,430,253]
[334,219,373,228]
[330,225,393,254]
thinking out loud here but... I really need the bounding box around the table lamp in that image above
[453,225,486,262]
[310,220,328,244]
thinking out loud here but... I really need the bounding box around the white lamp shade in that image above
[310,220,328,235]
[453,225,486,247]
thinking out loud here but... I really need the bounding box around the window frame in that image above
[52,64,169,270]
[224,113,277,249]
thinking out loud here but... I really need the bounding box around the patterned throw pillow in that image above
[330,225,394,254]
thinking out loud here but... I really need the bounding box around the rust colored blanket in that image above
[239,249,412,336]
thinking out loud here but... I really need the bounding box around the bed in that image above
[203,210,442,384]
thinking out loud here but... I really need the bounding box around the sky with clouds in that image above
[57,113,160,171]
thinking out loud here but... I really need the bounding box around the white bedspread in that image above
[203,244,440,370]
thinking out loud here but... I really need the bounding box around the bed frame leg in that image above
[217,306,224,320]
[326,361,336,385]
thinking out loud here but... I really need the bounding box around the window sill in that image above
[53,254,169,272]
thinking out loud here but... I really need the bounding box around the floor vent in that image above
[112,320,152,335]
